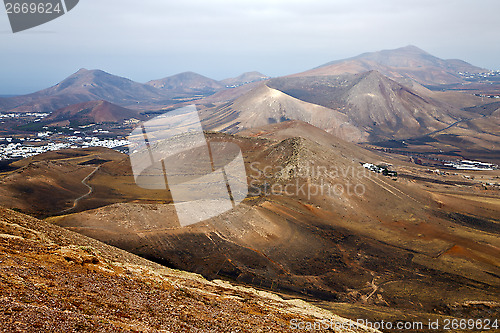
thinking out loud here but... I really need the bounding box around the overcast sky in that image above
[1,0,499,94]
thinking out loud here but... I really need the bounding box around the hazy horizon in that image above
[1,0,499,95]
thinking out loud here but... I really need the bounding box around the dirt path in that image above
[425,113,488,137]
[425,119,465,136]
[59,166,100,214]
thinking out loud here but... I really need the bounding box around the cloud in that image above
[0,0,499,94]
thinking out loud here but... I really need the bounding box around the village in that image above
[0,112,139,161]
[459,69,500,81]
[0,136,130,160]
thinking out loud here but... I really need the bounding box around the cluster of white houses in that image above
[459,70,500,80]
[0,112,49,119]
[444,160,498,171]
[0,138,130,160]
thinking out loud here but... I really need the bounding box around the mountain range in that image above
[1,45,498,162]
[203,70,474,142]
[0,69,270,114]
[196,46,499,157]
[0,68,170,113]
[1,45,499,328]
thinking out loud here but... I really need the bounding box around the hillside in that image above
[147,71,224,95]
[21,125,496,326]
[0,207,377,332]
[203,71,470,142]
[201,84,367,142]
[44,100,140,124]
[220,71,269,87]
[0,69,173,113]
[0,147,173,217]
[0,44,498,332]
[299,45,486,86]
[418,101,500,163]
[36,69,165,101]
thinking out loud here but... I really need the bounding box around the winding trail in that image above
[425,119,466,136]
[59,166,100,214]
[424,112,490,137]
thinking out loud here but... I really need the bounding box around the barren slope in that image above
[0,148,172,217]
[0,207,377,332]
[201,84,367,142]
[204,71,470,142]
[44,124,499,324]
[45,100,140,124]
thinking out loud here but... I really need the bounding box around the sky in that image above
[0,0,499,95]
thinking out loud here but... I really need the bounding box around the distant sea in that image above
[0,95,18,98]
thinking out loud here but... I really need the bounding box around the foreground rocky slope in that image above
[43,123,499,325]
[0,207,377,332]
[1,123,498,329]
